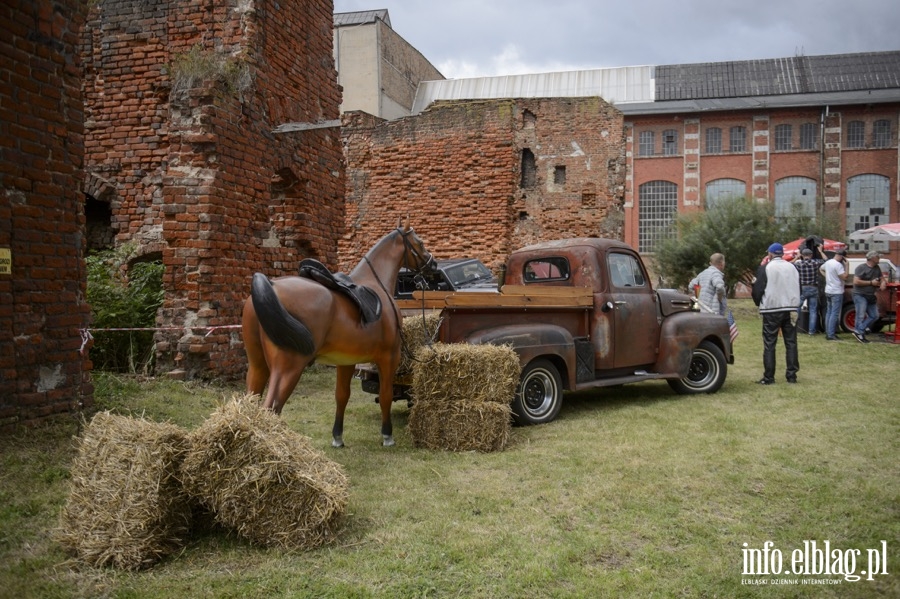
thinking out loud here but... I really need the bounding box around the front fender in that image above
[654,313,732,376]
[464,324,576,387]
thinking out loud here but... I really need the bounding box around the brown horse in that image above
[242,221,433,447]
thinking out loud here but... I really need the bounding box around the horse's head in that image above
[397,219,433,273]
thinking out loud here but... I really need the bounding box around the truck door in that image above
[606,251,660,369]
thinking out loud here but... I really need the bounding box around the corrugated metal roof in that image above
[411,66,654,114]
[409,51,900,116]
[656,51,900,100]
[619,88,900,115]
[334,9,390,28]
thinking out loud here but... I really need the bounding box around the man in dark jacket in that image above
[752,243,801,385]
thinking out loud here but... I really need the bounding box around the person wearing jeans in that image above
[820,249,848,340]
[794,247,824,334]
[851,250,886,343]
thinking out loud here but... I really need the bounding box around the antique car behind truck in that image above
[359,238,734,425]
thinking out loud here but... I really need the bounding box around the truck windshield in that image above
[445,261,494,286]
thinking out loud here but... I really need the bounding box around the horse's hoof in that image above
[382,435,395,447]
[332,437,344,448]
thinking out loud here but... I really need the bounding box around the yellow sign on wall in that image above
[0,248,10,275]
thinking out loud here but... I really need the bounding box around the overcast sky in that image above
[333,0,900,79]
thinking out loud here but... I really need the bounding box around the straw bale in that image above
[180,394,349,550]
[398,311,443,375]
[57,412,192,570]
[408,399,512,452]
[410,343,520,404]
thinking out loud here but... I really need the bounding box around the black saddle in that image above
[298,258,382,325]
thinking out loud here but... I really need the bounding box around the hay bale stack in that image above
[57,412,192,570]
[408,343,520,452]
[180,394,349,550]
[398,311,443,375]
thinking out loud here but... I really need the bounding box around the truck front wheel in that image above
[513,359,563,425]
[668,340,727,395]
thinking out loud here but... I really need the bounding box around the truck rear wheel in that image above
[513,359,563,425]
[668,340,726,395]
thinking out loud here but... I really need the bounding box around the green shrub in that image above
[86,245,164,373]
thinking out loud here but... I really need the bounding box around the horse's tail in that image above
[250,273,316,355]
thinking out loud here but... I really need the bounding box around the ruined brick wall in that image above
[82,0,344,379]
[340,97,626,272]
[1,0,91,428]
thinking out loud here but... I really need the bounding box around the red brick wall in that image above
[82,0,344,379]
[340,97,626,272]
[0,0,91,429]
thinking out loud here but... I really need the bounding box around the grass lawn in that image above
[1,299,898,598]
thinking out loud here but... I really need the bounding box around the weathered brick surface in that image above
[82,0,344,379]
[340,97,626,272]
[0,0,91,430]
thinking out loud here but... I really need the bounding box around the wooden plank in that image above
[398,286,593,309]
[499,285,592,298]
[444,293,593,308]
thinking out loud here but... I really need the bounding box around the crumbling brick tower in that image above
[81,0,344,379]
[1,0,91,429]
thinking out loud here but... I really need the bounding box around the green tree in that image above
[653,198,842,296]
[86,244,165,372]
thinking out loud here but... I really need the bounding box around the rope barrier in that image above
[78,324,242,355]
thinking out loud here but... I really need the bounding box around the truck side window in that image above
[523,257,570,282]
[608,253,646,288]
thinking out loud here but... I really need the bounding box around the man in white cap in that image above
[752,242,801,384]
[851,249,887,343]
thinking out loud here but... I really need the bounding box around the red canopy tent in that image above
[781,237,847,261]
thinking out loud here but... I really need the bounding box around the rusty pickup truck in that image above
[359,238,734,425]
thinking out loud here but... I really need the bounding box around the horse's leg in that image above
[242,301,270,396]
[376,360,397,447]
[331,365,355,448]
[262,346,310,414]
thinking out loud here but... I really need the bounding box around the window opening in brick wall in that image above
[85,193,115,252]
[846,174,890,253]
[582,191,597,208]
[520,148,536,188]
[554,165,566,185]
[705,178,746,208]
[774,124,792,151]
[662,129,678,155]
[799,122,818,150]
[522,109,536,128]
[729,126,747,152]
[774,176,817,221]
[873,119,891,148]
[847,120,865,148]
[705,127,722,154]
[638,180,678,253]
[639,130,655,156]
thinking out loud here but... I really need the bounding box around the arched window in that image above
[705,179,746,208]
[729,126,747,152]
[846,174,890,253]
[847,121,865,148]
[799,123,818,150]
[774,124,793,151]
[774,176,816,220]
[638,180,678,253]
[662,129,678,155]
[873,120,892,148]
[705,128,722,154]
[639,131,655,156]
